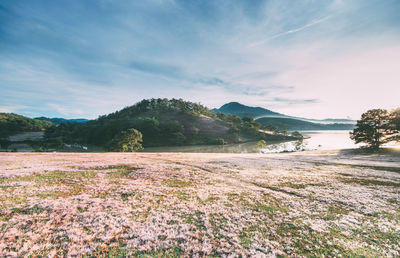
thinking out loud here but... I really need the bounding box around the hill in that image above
[256,117,355,131]
[213,102,284,118]
[214,102,355,130]
[45,98,299,150]
[0,113,52,138]
[35,117,89,125]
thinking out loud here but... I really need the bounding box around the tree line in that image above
[42,99,301,152]
[1,99,303,152]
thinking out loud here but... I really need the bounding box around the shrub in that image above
[108,128,143,152]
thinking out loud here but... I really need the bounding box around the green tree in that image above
[136,117,161,146]
[160,120,186,145]
[350,109,394,149]
[294,138,305,151]
[108,128,143,152]
[257,140,267,149]
[0,139,11,150]
[388,108,400,142]
[291,131,303,138]
[242,117,254,124]
[264,125,277,132]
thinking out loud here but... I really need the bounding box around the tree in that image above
[242,117,254,124]
[136,117,161,146]
[291,131,303,138]
[388,108,400,142]
[264,125,277,132]
[350,109,394,149]
[0,139,11,150]
[159,120,186,145]
[257,140,267,149]
[108,128,143,152]
[294,138,305,151]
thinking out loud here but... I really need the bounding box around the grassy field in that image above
[0,150,399,257]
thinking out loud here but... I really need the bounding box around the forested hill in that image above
[45,98,299,149]
[104,98,216,120]
[214,102,355,130]
[213,102,284,118]
[256,117,355,130]
[0,113,53,138]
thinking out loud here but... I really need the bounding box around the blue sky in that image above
[0,0,399,119]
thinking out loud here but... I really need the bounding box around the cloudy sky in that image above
[1,0,399,119]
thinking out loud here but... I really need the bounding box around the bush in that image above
[107,128,143,152]
[257,140,267,149]
[0,139,11,149]
[291,131,303,138]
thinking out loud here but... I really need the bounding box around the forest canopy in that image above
[0,113,52,138]
[44,98,299,150]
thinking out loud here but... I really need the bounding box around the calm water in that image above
[294,130,357,150]
[142,130,361,153]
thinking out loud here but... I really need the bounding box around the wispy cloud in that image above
[128,60,184,79]
[1,0,399,119]
[0,105,29,113]
[248,15,333,48]
[273,97,319,105]
[47,103,83,117]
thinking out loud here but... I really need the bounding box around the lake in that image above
[142,130,361,153]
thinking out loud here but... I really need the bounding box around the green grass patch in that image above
[209,213,228,239]
[174,191,191,201]
[0,170,97,186]
[239,228,255,248]
[163,178,192,188]
[225,192,286,215]
[1,204,51,221]
[322,205,350,221]
[180,211,206,231]
[88,244,131,258]
[119,192,137,201]
[388,198,400,205]
[278,182,326,189]
[103,165,139,178]
[339,177,400,188]
[347,164,400,174]
[134,246,183,258]
[203,195,220,203]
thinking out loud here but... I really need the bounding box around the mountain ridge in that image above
[213,102,355,130]
[212,102,285,118]
[35,117,89,125]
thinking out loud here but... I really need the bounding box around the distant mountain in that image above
[212,102,285,118]
[214,102,355,130]
[256,117,355,131]
[35,117,89,125]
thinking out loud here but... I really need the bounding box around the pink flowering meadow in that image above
[0,151,399,257]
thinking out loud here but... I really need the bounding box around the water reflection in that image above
[142,141,261,153]
[261,130,357,153]
[142,130,398,153]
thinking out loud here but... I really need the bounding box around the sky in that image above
[0,0,399,119]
